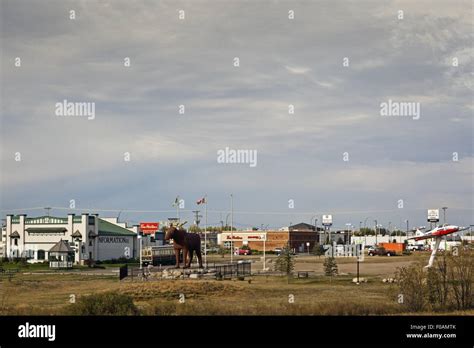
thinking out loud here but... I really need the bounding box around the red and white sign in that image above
[140,222,159,235]
[222,233,266,241]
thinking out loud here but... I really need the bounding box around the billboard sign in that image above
[427,209,439,223]
[322,215,333,226]
[140,222,160,235]
[222,233,266,242]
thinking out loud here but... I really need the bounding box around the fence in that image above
[49,261,73,269]
[0,268,19,281]
[126,261,252,281]
[119,264,128,280]
[215,262,251,279]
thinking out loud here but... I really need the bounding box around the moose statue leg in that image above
[187,249,194,268]
[196,250,203,268]
[183,247,189,268]
[174,248,181,268]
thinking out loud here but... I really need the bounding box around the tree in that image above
[355,228,375,236]
[311,243,324,258]
[188,225,201,233]
[274,245,294,283]
[323,257,338,277]
[217,246,226,258]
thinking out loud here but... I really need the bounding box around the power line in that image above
[0,206,472,215]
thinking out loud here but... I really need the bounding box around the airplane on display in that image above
[408,224,469,268]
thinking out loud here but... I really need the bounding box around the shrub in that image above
[69,292,139,315]
[395,249,473,312]
[323,257,338,277]
[274,246,295,282]
[447,248,473,310]
[395,262,426,312]
[311,243,324,257]
[427,255,450,311]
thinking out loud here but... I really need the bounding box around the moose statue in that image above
[164,222,203,269]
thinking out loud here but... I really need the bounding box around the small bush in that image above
[395,262,426,312]
[274,246,295,281]
[323,257,338,277]
[69,292,139,315]
[395,249,473,312]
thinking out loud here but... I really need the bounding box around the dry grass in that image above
[0,253,471,316]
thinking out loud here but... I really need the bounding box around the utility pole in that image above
[230,194,234,264]
[192,210,202,229]
[442,207,448,224]
[45,207,52,217]
[374,220,378,245]
[204,195,208,268]
[173,196,180,221]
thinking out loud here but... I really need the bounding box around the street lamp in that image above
[345,223,352,245]
[138,235,143,270]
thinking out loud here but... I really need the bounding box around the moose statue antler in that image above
[164,221,203,269]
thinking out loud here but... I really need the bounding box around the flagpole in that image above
[230,193,233,264]
[204,194,208,268]
[176,195,180,221]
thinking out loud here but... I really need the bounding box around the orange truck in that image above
[378,242,406,256]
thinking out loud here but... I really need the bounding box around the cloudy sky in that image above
[1,0,472,230]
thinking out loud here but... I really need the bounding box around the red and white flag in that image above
[196,197,206,205]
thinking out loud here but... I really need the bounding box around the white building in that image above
[2,213,138,264]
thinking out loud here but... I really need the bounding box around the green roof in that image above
[98,219,136,236]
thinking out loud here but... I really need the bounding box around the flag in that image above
[172,196,179,207]
[196,197,206,205]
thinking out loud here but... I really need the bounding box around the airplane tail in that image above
[407,227,426,240]
[415,227,426,236]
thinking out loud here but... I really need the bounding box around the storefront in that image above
[3,213,138,264]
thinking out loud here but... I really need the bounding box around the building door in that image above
[37,250,45,260]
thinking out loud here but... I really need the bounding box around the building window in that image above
[88,216,95,225]
[89,240,92,247]
[37,250,45,260]
[14,239,18,246]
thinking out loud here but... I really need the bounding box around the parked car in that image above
[274,248,283,255]
[237,248,252,255]
[407,244,424,252]
[368,246,396,256]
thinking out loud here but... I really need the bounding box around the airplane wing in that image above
[407,233,432,241]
